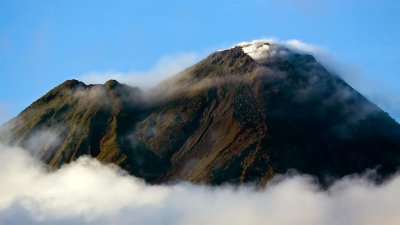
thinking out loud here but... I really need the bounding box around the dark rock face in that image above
[2,47,400,185]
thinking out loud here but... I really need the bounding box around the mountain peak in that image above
[59,79,86,89]
[104,79,121,89]
[197,46,257,76]
[3,42,400,186]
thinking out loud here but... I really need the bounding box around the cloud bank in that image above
[0,143,399,225]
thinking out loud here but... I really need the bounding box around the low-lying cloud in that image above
[78,52,199,90]
[0,143,399,225]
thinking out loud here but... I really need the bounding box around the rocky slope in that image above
[2,41,400,185]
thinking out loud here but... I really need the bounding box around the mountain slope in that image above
[2,41,400,185]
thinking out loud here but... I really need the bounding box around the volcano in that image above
[2,40,400,185]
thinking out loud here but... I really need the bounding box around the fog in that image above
[0,143,399,225]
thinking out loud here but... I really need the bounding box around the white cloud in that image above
[233,38,322,62]
[0,143,399,225]
[78,52,199,89]
[23,127,62,156]
[284,39,323,53]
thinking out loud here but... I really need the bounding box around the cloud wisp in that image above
[78,52,199,90]
[75,39,399,122]
[0,143,399,225]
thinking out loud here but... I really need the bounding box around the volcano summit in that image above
[2,40,400,185]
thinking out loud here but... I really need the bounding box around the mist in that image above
[0,142,399,225]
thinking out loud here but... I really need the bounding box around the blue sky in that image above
[0,0,399,124]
